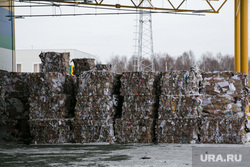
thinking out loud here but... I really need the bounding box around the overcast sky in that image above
[15,1,245,63]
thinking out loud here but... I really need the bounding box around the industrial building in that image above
[0,0,15,72]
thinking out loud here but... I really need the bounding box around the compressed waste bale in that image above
[77,71,114,96]
[29,72,66,96]
[120,72,160,96]
[39,52,70,74]
[75,71,115,120]
[199,117,245,144]
[115,118,154,143]
[29,119,74,144]
[44,72,66,94]
[29,73,48,96]
[96,64,112,71]
[29,94,73,119]
[73,119,114,143]
[122,95,156,120]
[3,72,30,97]
[158,95,202,119]
[200,94,247,118]
[29,73,76,118]
[160,69,202,95]
[72,58,96,75]
[201,71,247,96]
[155,118,200,143]
[75,95,116,120]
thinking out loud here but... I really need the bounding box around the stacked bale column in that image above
[29,52,75,144]
[156,69,202,143]
[2,72,31,142]
[199,72,248,144]
[115,72,160,143]
[74,71,116,143]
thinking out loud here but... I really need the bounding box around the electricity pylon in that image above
[133,1,154,72]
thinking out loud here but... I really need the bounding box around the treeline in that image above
[107,51,236,73]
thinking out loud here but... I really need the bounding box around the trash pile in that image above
[115,72,160,143]
[29,52,75,144]
[74,71,116,143]
[199,72,247,143]
[0,52,248,145]
[71,59,96,75]
[156,69,202,143]
[39,52,70,74]
[1,72,31,142]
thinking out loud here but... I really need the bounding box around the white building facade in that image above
[16,49,97,72]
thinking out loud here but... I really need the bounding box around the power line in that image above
[6,11,204,19]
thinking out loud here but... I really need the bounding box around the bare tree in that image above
[107,51,236,73]
[198,52,220,72]
[175,51,195,70]
[126,55,136,72]
[217,53,234,71]
[107,55,127,73]
[154,53,175,71]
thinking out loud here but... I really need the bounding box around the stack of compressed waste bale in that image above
[156,69,202,143]
[199,71,248,143]
[115,72,160,143]
[29,52,75,144]
[72,58,96,75]
[1,72,31,142]
[74,71,116,143]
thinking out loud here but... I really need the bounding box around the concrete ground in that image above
[1,142,250,167]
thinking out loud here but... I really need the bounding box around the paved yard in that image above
[1,143,250,167]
